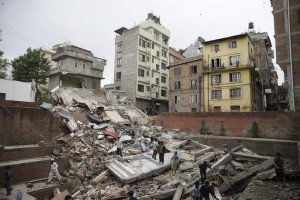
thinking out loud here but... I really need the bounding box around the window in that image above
[161,76,166,83]
[146,71,149,76]
[162,50,167,57]
[211,90,222,99]
[156,51,160,57]
[190,95,198,103]
[174,67,181,76]
[230,88,241,98]
[190,65,197,74]
[117,44,122,52]
[162,35,168,45]
[116,72,121,80]
[211,74,221,84]
[211,45,219,52]
[211,58,221,67]
[156,92,159,98]
[139,39,146,47]
[161,63,166,70]
[156,64,159,70]
[228,41,237,48]
[152,71,154,77]
[230,105,240,112]
[152,56,154,63]
[0,93,6,100]
[156,78,159,84]
[175,96,181,103]
[138,84,144,92]
[138,68,145,77]
[175,81,181,90]
[191,108,197,112]
[117,58,122,66]
[116,86,121,90]
[190,79,197,88]
[154,32,159,41]
[229,72,241,82]
[229,55,240,66]
[74,61,78,68]
[161,90,167,97]
[213,106,221,112]
[152,43,155,49]
[146,86,150,91]
[139,54,146,62]
[146,56,150,62]
[82,63,86,70]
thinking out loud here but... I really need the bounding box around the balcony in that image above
[203,63,254,73]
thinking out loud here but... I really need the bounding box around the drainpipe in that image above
[287,0,295,111]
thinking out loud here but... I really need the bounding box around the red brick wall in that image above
[0,145,63,162]
[153,112,300,140]
[0,105,62,145]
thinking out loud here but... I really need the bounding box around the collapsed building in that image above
[0,87,299,200]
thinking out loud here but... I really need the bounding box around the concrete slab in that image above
[105,153,173,184]
[105,110,129,124]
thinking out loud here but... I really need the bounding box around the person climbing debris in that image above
[274,152,285,182]
[48,160,62,183]
[4,166,13,196]
[170,151,180,176]
[199,161,211,183]
[190,181,201,200]
[152,138,158,160]
[200,180,219,200]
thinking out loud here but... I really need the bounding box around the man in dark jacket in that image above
[200,180,219,200]
[199,161,211,183]
[4,166,13,196]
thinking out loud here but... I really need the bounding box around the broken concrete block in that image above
[53,149,61,156]
[66,119,78,132]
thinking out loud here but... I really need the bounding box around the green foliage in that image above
[249,121,261,138]
[11,48,50,85]
[36,87,52,104]
[199,119,210,135]
[220,121,226,136]
[0,51,8,79]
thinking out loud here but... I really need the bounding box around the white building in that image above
[114,13,170,113]
[0,79,36,102]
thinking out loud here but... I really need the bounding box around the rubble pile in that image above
[38,87,299,200]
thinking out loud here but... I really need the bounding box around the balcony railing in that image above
[203,63,254,73]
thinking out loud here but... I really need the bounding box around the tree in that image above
[11,48,50,85]
[12,48,51,103]
[0,50,8,79]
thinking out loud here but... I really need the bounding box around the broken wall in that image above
[153,112,300,140]
[0,103,62,145]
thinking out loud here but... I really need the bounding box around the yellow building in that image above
[202,33,262,112]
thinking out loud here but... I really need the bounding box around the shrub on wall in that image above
[249,121,262,138]
[220,121,226,136]
[199,119,210,135]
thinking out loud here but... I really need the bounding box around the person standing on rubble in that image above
[199,161,211,183]
[152,138,158,160]
[157,141,166,164]
[116,137,123,157]
[48,160,62,183]
[200,180,219,200]
[190,181,201,200]
[4,166,13,196]
[274,152,284,182]
[170,151,180,176]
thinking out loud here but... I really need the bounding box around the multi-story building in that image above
[114,13,170,113]
[270,0,300,111]
[249,30,278,111]
[169,56,203,112]
[48,43,106,90]
[202,33,261,112]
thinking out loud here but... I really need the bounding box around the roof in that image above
[168,55,202,68]
[203,33,250,44]
[114,27,128,35]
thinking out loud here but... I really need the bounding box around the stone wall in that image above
[153,112,300,140]
[0,101,62,145]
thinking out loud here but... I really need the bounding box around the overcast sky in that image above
[0,0,284,86]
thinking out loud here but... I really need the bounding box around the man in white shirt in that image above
[48,160,62,183]
[152,138,158,160]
